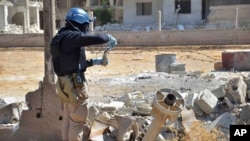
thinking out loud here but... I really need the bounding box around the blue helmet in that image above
[65,8,92,24]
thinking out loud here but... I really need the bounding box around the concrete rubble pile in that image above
[0,21,222,34]
[1,70,250,141]
[93,22,218,32]
[0,24,43,34]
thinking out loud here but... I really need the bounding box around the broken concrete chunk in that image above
[192,103,204,116]
[224,77,247,104]
[0,103,24,124]
[169,63,186,73]
[208,112,236,131]
[185,92,198,110]
[239,104,250,124]
[211,86,225,99]
[106,101,125,110]
[195,89,218,114]
[118,91,143,107]
[116,107,133,116]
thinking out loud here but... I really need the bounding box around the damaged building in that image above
[1,0,250,33]
[0,0,42,32]
[0,0,210,31]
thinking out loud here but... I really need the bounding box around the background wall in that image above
[210,0,250,6]
[0,28,249,47]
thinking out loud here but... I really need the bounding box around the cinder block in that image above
[195,89,218,114]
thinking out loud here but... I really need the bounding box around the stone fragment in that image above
[224,77,247,104]
[195,89,218,114]
[208,112,236,131]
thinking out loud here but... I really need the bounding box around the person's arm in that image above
[64,31,110,47]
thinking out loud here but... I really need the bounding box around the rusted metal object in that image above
[222,50,250,71]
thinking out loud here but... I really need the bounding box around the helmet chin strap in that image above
[66,19,81,32]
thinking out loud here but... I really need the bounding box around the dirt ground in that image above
[0,45,249,102]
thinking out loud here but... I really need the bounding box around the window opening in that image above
[175,0,191,14]
[136,2,152,16]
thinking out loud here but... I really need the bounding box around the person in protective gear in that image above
[50,7,117,141]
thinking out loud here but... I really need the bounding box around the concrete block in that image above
[185,92,198,110]
[208,112,236,131]
[116,107,133,116]
[169,63,185,73]
[171,71,188,75]
[108,101,125,110]
[100,105,117,114]
[234,51,250,71]
[131,100,147,107]
[224,77,247,104]
[195,89,218,114]
[211,86,225,99]
[192,103,204,116]
[134,103,152,116]
[118,91,143,107]
[155,54,176,73]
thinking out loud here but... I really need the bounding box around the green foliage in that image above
[92,0,114,25]
[101,0,110,8]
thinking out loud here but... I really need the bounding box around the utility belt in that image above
[56,72,88,104]
[58,72,86,88]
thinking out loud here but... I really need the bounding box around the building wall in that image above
[210,0,250,6]
[123,0,160,25]
[123,0,203,25]
[207,5,250,28]
[163,0,202,25]
[0,29,249,47]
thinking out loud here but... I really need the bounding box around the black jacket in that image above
[50,27,110,76]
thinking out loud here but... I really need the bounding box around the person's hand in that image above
[92,58,108,66]
[107,34,117,49]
